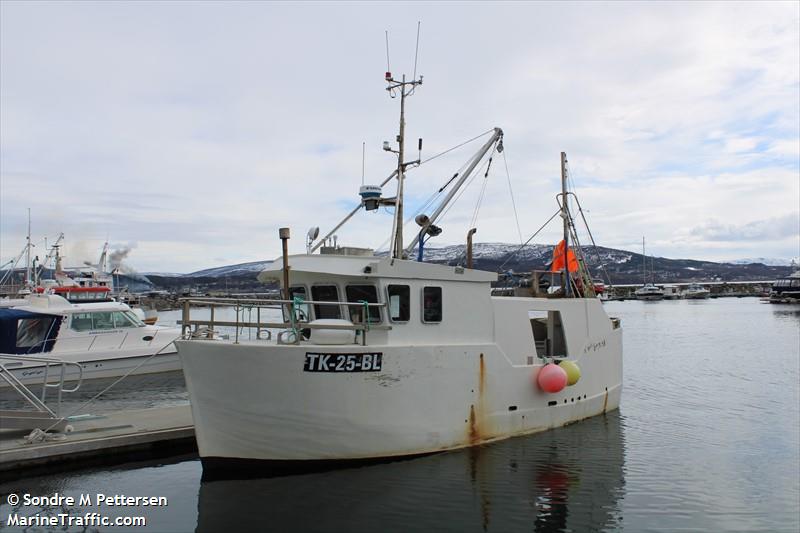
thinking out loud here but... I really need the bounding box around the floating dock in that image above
[0,405,195,478]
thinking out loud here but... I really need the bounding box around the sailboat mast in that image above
[25,208,31,288]
[642,236,646,284]
[392,75,408,260]
[561,152,571,297]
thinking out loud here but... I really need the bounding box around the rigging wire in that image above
[502,149,524,245]
[373,144,482,252]
[497,209,561,272]
[572,193,615,288]
[437,151,494,227]
[560,159,613,287]
[420,128,494,165]
[468,144,497,230]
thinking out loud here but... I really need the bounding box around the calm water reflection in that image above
[196,413,624,533]
[0,298,798,532]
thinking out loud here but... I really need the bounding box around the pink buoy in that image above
[537,363,568,393]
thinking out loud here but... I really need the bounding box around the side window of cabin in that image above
[285,286,310,322]
[345,285,381,324]
[17,317,57,348]
[91,312,116,330]
[71,313,94,332]
[387,285,410,322]
[124,311,146,327]
[311,285,341,320]
[422,286,442,323]
[112,311,138,328]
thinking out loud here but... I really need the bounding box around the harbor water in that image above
[1,298,798,532]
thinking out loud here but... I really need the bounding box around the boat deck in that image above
[0,405,195,478]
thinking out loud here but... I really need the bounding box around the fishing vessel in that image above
[176,70,623,475]
[0,293,180,387]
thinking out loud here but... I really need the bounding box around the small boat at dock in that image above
[769,269,800,303]
[634,238,663,301]
[683,283,710,300]
[635,283,664,301]
[0,293,181,387]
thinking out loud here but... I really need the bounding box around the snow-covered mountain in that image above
[731,257,797,267]
[142,242,794,292]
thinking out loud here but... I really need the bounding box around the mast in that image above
[25,208,31,288]
[393,75,407,259]
[642,236,646,285]
[561,152,571,297]
[385,72,422,260]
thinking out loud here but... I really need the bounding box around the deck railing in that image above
[179,297,389,346]
[0,354,83,417]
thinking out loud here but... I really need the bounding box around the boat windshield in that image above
[71,310,145,331]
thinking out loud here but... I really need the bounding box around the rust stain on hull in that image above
[478,352,485,397]
[469,404,479,445]
[467,353,487,446]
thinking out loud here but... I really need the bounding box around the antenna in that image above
[385,30,391,78]
[412,21,421,81]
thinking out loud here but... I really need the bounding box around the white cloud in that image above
[1,1,798,272]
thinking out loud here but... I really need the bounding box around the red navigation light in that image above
[385,71,392,81]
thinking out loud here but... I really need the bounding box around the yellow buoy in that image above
[558,360,581,386]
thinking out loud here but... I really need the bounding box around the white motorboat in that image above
[0,293,181,387]
[635,237,663,301]
[683,283,710,300]
[634,283,664,301]
[662,285,681,300]
[175,70,623,476]
[769,269,800,303]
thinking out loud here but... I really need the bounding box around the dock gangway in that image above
[0,354,83,433]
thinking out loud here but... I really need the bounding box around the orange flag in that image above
[551,240,579,273]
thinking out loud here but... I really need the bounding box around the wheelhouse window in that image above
[17,317,57,349]
[345,285,381,324]
[311,285,341,320]
[387,285,410,322]
[422,286,442,323]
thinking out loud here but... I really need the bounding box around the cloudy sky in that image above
[1,1,798,273]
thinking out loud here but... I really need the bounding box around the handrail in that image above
[179,297,389,346]
[0,354,84,417]
[180,297,385,307]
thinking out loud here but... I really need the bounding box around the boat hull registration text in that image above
[303,352,383,372]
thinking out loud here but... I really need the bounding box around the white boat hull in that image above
[177,329,622,471]
[2,351,182,387]
[684,293,710,300]
[636,295,663,301]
